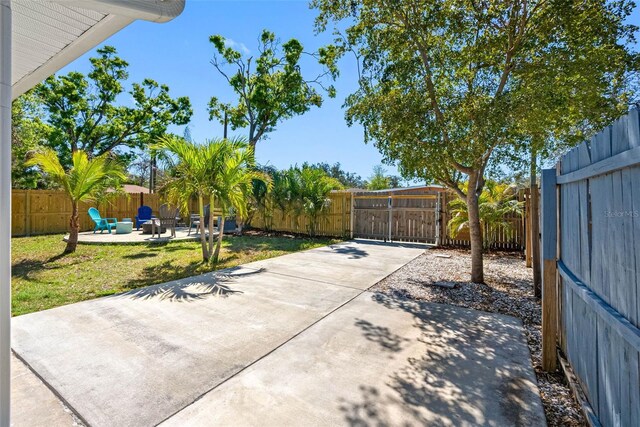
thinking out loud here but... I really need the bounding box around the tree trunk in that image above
[198,195,208,261]
[65,201,79,253]
[466,180,484,283]
[530,150,542,297]
[248,125,258,153]
[212,216,225,263]
[207,195,216,258]
[149,154,156,194]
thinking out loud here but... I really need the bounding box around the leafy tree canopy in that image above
[314,0,637,193]
[33,46,192,169]
[301,161,365,188]
[313,0,638,282]
[11,91,52,189]
[365,164,403,190]
[208,29,340,150]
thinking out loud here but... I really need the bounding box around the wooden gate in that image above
[353,194,439,243]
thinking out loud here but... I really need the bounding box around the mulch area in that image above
[371,248,584,426]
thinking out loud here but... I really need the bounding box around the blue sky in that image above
[57,0,395,182]
[56,0,640,182]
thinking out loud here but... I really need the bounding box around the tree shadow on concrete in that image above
[328,245,369,259]
[117,267,265,302]
[339,293,544,426]
[354,318,409,354]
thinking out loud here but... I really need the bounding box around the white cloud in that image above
[224,38,250,55]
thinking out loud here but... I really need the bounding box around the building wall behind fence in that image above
[553,109,640,427]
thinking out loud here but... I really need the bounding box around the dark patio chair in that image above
[188,204,210,235]
[153,204,178,238]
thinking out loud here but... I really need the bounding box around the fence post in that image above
[525,189,532,267]
[25,189,30,236]
[435,192,441,246]
[349,193,354,240]
[541,168,558,371]
[387,196,392,242]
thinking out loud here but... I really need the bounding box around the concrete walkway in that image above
[11,240,545,426]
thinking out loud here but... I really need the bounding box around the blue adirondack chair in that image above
[88,207,117,233]
[135,205,154,230]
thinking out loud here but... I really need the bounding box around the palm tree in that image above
[212,140,265,262]
[155,136,264,263]
[154,135,238,261]
[448,181,524,250]
[153,135,211,261]
[297,167,343,236]
[25,149,126,253]
[270,168,299,221]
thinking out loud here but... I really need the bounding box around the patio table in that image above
[141,220,165,234]
[116,221,133,234]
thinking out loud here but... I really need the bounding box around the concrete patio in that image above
[65,226,216,244]
[11,240,546,426]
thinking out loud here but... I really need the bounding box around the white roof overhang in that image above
[11,0,185,99]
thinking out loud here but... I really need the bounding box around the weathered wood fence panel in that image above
[10,191,206,236]
[353,194,438,243]
[250,192,352,237]
[543,109,640,427]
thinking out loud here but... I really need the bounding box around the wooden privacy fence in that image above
[353,193,439,243]
[250,189,526,249]
[12,188,527,249]
[439,190,527,250]
[11,191,209,236]
[541,109,640,426]
[250,192,352,237]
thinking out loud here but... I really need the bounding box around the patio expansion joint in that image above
[11,349,90,427]
[156,249,424,426]
[251,269,368,292]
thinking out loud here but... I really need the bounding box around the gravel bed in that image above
[372,248,584,426]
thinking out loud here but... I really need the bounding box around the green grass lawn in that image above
[11,232,340,316]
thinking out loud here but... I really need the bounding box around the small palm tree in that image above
[212,141,266,262]
[25,149,126,253]
[297,167,343,236]
[156,136,265,263]
[154,136,239,261]
[246,165,273,230]
[153,135,211,261]
[448,181,524,250]
[270,168,300,221]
